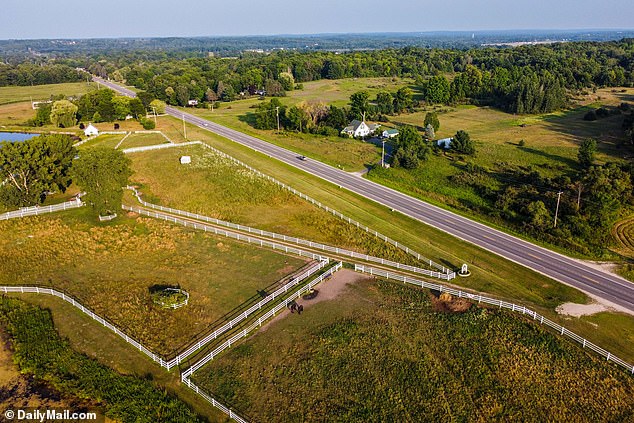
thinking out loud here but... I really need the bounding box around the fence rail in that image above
[122,140,200,154]
[180,263,343,423]
[124,205,328,266]
[354,264,634,375]
[125,140,450,274]
[125,187,454,281]
[166,259,330,369]
[0,198,83,221]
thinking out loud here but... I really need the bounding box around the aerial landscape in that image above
[1,1,634,422]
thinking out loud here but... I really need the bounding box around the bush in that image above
[140,118,155,130]
[518,139,526,147]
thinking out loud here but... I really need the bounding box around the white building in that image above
[84,124,99,137]
[341,119,380,138]
[437,137,453,149]
[180,156,192,165]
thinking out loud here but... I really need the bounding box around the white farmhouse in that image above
[341,119,381,138]
[84,124,99,137]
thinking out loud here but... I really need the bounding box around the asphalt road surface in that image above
[96,77,634,314]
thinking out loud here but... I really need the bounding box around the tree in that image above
[375,91,393,115]
[0,135,75,207]
[254,98,284,130]
[50,100,78,128]
[323,105,348,130]
[28,103,52,127]
[424,112,440,131]
[392,125,430,169]
[393,87,413,114]
[526,201,551,230]
[451,130,476,155]
[205,88,218,103]
[349,91,370,120]
[286,106,310,132]
[111,96,130,120]
[149,99,166,115]
[71,148,132,217]
[128,98,145,118]
[176,85,190,107]
[264,79,285,97]
[136,91,154,109]
[578,138,597,168]
[278,72,295,91]
[424,75,450,104]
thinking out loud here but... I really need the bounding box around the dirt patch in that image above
[556,302,609,317]
[260,269,370,332]
[431,292,472,313]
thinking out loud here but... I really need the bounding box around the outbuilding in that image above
[382,128,399,139]
[180,156,192,165]
[84,124,99,137]
[437,137,453,149]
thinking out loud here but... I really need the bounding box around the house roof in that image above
[384,129,399,135]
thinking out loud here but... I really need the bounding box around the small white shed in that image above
[84,124,99,137]
[437,137,453,149]
[180,156,192,165]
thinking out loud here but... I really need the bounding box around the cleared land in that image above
[194,278,634,422]
[128,143,423,264]
[0,207,307,356]
[0,82,97,105]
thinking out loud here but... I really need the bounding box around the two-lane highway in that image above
[96,77,634,313]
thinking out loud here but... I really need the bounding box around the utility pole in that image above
[276,106,280,132]
[182,114,187,140]
[576,183,582,210]
[381,139,386,167]
[554,191,563,228]
[151,106,157,125]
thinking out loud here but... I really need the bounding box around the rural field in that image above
[77,131,170,150]
[0,207,308,356]
[127,143,424,265]
[153,115,634,364]
[194,277,634,423]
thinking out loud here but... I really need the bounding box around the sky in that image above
[1,0,633,39]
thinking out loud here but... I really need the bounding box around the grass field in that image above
[128,143,424,265]
[0,207,307,356]
[11,294,227,422]
[0,82,97,106]
[194,278,634,422]
[153,114,634,362]
[118,132,170,149]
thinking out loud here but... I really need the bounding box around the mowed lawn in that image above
[127,143,424,265]
[0,208,308,356]
[194,278,634,423]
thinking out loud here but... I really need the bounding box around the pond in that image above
[0,132,39,142]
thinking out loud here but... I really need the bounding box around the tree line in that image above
[59,39,634,115]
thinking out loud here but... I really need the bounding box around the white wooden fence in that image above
[124,204,328,265]
[124,140,450,275]
[180,262,343,423]
[125,187,454,280]
[0,260,342,423]
[354,264,634,375]
[0,198,83,221]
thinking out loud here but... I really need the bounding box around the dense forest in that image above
[2,39,633,115]
[92,39,634,114]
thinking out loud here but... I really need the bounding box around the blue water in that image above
[0,132,39,142]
